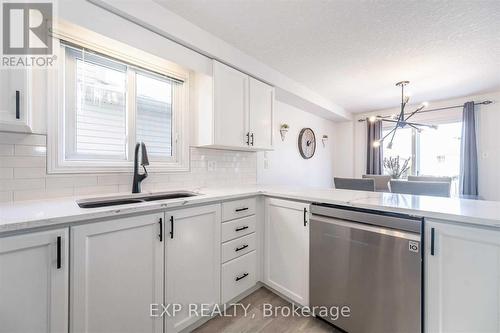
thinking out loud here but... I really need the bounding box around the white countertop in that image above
[1,185,500,234]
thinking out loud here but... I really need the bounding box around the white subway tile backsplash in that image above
[14,188,74,201]
[0,191,13,202]
[0,134,257,202]
[0,168,13,179]
[0,144,14,156]
[74,185,120,196]
[45,175,99,189]
[0,178,45,191]
[0,156,46,168]
[14,167,46,179]
[0,132,46,145]
[14,145,47,156]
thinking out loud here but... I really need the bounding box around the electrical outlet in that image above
[207,160,217,172]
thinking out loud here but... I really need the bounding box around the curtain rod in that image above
[357,100,493,122]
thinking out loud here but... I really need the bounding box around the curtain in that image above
[459,101,479,196]
[366,120,382,175]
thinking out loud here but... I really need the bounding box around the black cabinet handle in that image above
[303,208,308,227]
[235,273,249,281]
[246,132,250,145]
[235,207,248,212]
[158,218,163,242]
[250,133,254,146]
[235,244,248,252]
[430,227,435,256]
[170,216,174,239]
[235,226,249,232]
[15,90,20,119]
[56,236,62,269]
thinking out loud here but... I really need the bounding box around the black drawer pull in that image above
[170,216,174,239]
[235,207,249,212]
[235,273,249,281]
[158,218,163,242]
[235,226,249,232]
[250,133,254,146]
[430,227,435,256]
[56,236,62,269]
[303,208,308,227]
[235,244,248,252]
[15,90,20,119]
[246,132,250,145]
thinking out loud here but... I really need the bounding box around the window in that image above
[382,127,414,176]
[382,121,462,194]
[48,31,189,173]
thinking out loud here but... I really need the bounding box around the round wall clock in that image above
[298,128,316,159]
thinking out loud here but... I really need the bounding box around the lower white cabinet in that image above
[70,213,164,333]
[264,198,309,306]
[165,204,221,332]
[221,250,257,303]
[425,220,500,333]
[0,228,68,333]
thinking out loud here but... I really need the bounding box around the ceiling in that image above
[156,0,500,113]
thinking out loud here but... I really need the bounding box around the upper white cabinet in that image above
[264,198,309,306]
[213,61,249,148]
[193,61,274,151]
[0,69,31,133]
[425,220,500,333]
[249,77,274,150]
[70,213,164,333]
[165,204,221,332]
[0,228,68,333]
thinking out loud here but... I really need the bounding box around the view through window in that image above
[382,122,462,195]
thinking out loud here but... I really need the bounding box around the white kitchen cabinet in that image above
[425,220,500,333]
[264,198,309,306]
[70,213,164,333]
[0,228,68,333]
[248,77,274,150]
[165,204,221,332]
[213,60,249,148]
[194,60,274,151]
[0,68,31,132]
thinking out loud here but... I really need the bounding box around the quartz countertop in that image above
[1,185,500,234]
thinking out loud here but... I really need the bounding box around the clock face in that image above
[298,128,316,159]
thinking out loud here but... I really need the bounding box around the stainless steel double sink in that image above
[76,191,199,208]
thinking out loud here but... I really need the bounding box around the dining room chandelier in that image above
[373,81,437,149]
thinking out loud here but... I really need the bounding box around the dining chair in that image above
[408,175,452,183]
[362,174,391,192]
[334,177,375,192]
[389,180,451,197]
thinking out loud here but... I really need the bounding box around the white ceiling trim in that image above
[87,0,350,121]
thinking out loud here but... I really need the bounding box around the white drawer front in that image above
[221,250,257,304]
[222,232,256,263]
[222,198,256,221]
[221,215,256,242]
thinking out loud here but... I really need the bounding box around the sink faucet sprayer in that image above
[132,142,149,193]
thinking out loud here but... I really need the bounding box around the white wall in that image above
[257,100,336,188]
[89,0,349,120]
[335,90,500,201]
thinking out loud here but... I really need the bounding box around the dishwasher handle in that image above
[310,214,420,241]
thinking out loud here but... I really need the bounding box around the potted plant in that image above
[384,156,411,179]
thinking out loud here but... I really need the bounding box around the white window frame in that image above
[47,22,190,174]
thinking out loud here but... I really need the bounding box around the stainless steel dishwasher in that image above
[310,203,423,333]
